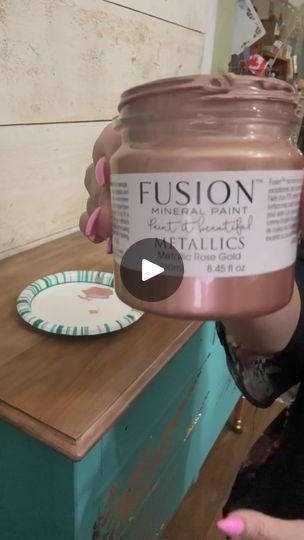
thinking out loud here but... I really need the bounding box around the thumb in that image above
[217,510,304,540]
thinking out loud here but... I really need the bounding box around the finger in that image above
[79,210,103,244]
[85,196,112,235]
[218,510,304,540]
[84,158,111,202]
[79,211,90,237]
[84,163,110,209]
[86,197,96,216]
[92,123,122,165]
[79,202,112,242]
[84,163,95,194]
[95,156,108,187]
[84,163,108,203]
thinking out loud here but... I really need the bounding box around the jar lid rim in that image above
[118,73,297,110]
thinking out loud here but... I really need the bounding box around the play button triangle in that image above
[142,259,165,282]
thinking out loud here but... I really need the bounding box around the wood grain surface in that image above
[0,232,201,460]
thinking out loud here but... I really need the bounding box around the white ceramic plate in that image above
[17,270,143,336]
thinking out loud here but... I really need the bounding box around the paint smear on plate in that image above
[78,287,114,301]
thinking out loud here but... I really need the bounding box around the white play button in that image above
[120,238,184,301]
[142,259,165,282]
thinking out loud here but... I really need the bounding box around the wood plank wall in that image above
[0,0,208,258]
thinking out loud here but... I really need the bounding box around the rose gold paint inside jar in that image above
[110,74,304,319]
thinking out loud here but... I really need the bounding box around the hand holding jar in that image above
[79,123,121,250]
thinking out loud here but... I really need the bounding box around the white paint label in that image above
[111,171,303,277]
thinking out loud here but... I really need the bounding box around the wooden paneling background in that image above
[0,0,208,258]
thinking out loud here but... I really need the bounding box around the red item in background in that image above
[247,54,268,76]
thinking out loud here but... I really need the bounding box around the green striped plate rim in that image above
[16,270,143,336]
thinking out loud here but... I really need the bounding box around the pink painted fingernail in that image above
[95,157,107,186]
[217,518,245,537]
[85,207,102,242]
[105,237,113,254]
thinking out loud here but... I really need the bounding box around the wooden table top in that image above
[0,233,201,461]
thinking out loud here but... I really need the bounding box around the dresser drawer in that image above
[88,337,239,539]
[123,376,239,540]
[97,322,217,483]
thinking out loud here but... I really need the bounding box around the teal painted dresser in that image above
[0,233,240,540]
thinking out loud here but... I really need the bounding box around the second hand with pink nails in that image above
[217,517,245,538]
